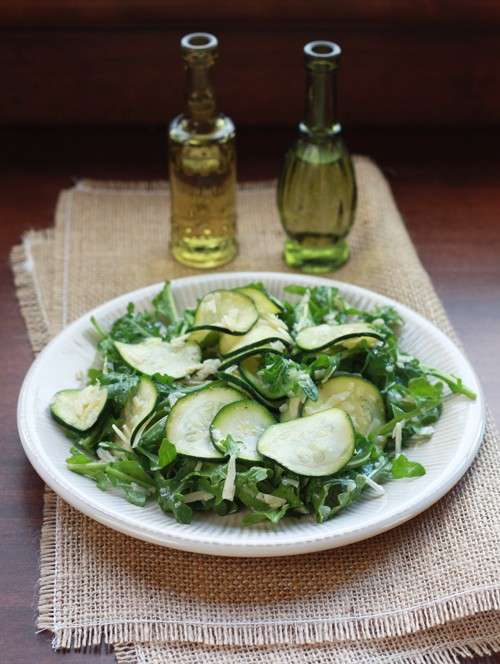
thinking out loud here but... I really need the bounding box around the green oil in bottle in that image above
[277,41,356,273]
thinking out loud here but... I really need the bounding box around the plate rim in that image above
[17,271,486,557]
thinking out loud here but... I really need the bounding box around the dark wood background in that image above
[2,1,500,127]
[1,1,500,662]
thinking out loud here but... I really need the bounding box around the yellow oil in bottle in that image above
[169,33,237,269]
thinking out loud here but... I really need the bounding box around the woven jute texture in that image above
[11,157,500,664]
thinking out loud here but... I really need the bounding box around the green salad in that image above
[50,282,476,526]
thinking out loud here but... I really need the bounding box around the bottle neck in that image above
[185,58,217,128]
[303,66,339,137]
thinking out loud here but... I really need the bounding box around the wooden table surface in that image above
[1,127,499,663]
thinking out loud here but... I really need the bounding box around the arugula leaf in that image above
[110,304,162,343]
[423,368,476,400]
[152,282,178,324]
[304,353,339,383]
[259,354,318,401]
[105,459,155,489]
[157,438,177,469]
[88,368,139,408]
[136,415,169,451]
[285,284,345,326]
[346,434,375,469]
[156,474,193,524]
[306,475,365,523]
[235,466,270,509]
[66,454,107,479]
[215,435,240,502]
[66,454,156,506]
[241,504,289,525]
[391,454,426,479]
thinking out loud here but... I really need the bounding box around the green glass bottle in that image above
[277,41,357,273]
[169,33,237,269]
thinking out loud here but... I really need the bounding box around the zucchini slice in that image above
[188,329,220,348]
[114,337,201,378]
[216,370,283,411]
[210,399,275,461]
[239,355,288,400]
[234,286,282,316]
[279,396,302,422]
[50,384,108,432]
[219,315,293,357]
[119,377,158,446]
[166,383,243,459]
[302,375,385,436]
[191,290,258,335]
[258,408,355,476]
[295,322,384,352]
[218,346,284,371]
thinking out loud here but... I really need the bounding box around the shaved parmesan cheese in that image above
[96,448,115,462]
[263,313,289,333]
[191,358,221,382]
[323,312,338,325]
[392,420,404,458]
[112,423,130,448]
[267,341,286,353]
[413,425,435,441]
[294,292,312,332]
[167,392,182,408]
[169,333,191,349]
[364,476,385,497]
[222,454,237,501]
[183,491,214,504]
[74,370,87,387]
[256,492,287,509]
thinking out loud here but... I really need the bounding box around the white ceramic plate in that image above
[17,272,485,557]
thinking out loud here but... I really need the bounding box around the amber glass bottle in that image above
[169,33,237,268]
[277,41,357,273]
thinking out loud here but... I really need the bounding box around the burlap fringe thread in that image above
[114,640,500,664]
[47,597,500,651]
[10,237,52,352]
[37,491,58,641]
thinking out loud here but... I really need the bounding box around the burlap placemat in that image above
[11,157,500,664]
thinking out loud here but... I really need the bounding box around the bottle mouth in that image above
[304,41,341,60]
[181,33,218,51]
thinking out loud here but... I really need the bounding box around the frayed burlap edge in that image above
[113,635,500,664]
[10,233,53,352]
[11,231,59,638]
[48,584,500,650]
[37,491,58,636]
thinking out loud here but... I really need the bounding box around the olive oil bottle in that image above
[169,33,237,268]
[277,41,356,273]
